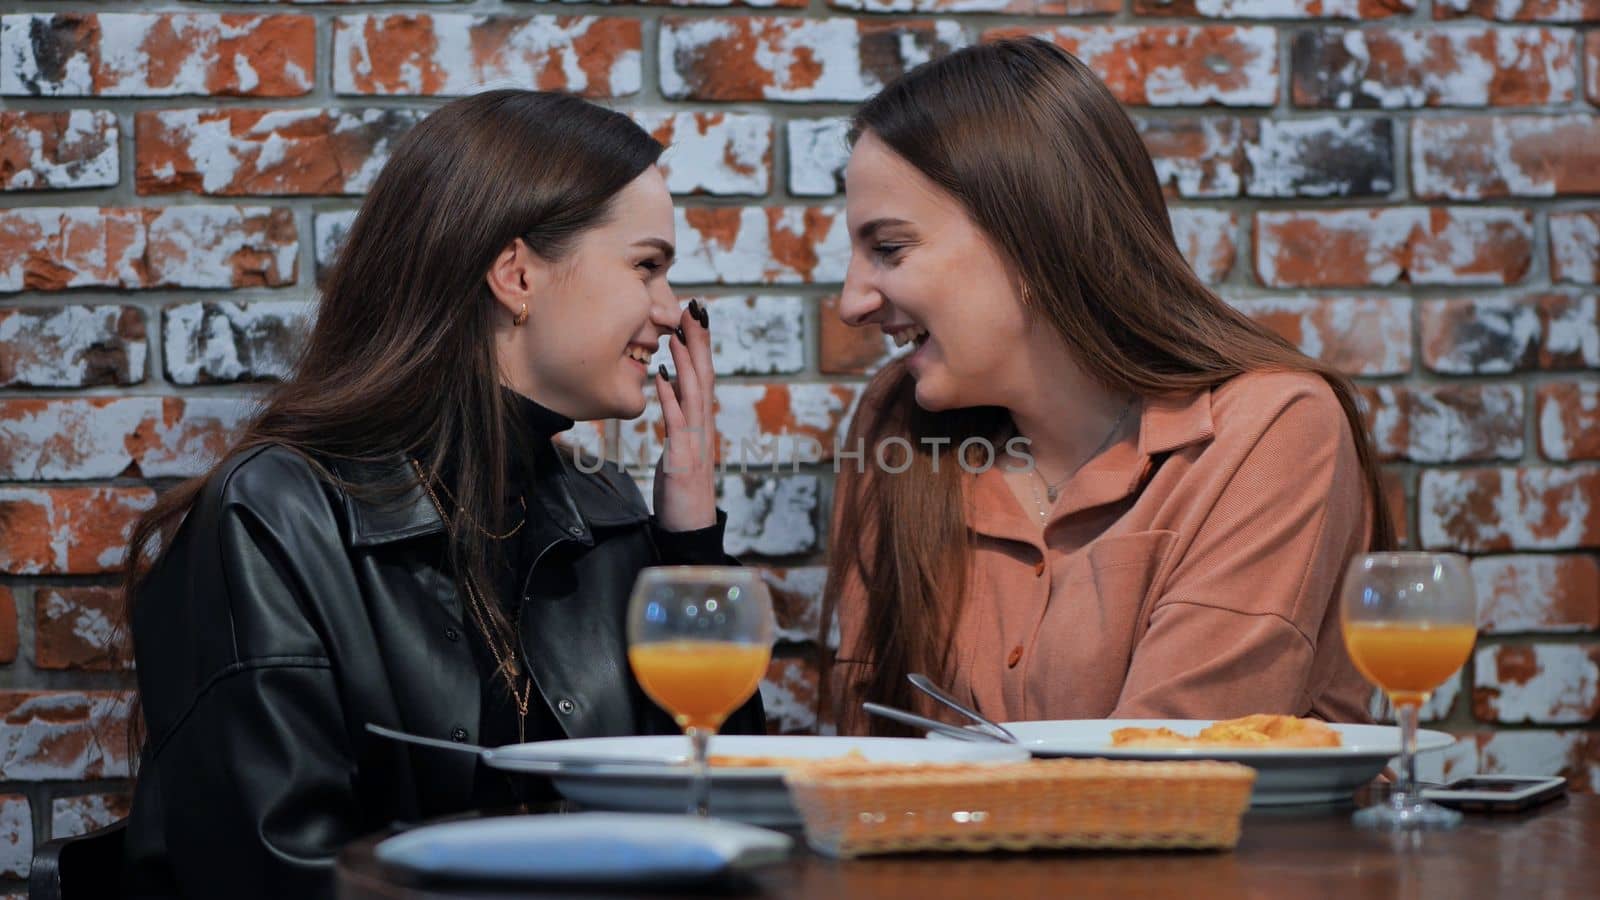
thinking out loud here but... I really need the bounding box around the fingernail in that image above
[689,298,707,328]
[657,365,668,379]
[698,301,711,328]
[674,326,686,343]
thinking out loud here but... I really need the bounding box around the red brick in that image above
[0,306,146,388]
[0,397,249,481]
[0,14,314,97]
[662,17,964,102]
[1254,208,1533,287]
[333,15,642,97]
[136,108,423,196]
[0,690,132,780]
[634,112,772,197]
[51,793,131,839]
[35,587,128,671]
[1138,0,1415,15]
[1231,296,1412,375]
[1477,730,1600,791]
[1383,468,1410,547]
[624,383,864,468]
[1420,465,1600,551]
[164,300,312,385]
[718,475,820,557]
[1474,643,1600,724]
[647,296,807,378]
[0,207,297,293]
[1170,209,1236,283]
[0,110,117,191]
[835,0,1117,12]
[819,295,906,375]
[1412,116,1600,198]
[1143,116,1395,200]
[674,207,848,285]
[761,567,831,646]
[986,25,1277,106]
[1551,211,1599,284]
[1420,293,1599,373]
[0,487,157,575]
[762,656,819,735]
[1589,33,1600,102]
[1360,384,1524,463]
[0,795,29,879]
[1538,382,1600,461]
[1472,554,1600,633]
[1291,27,1578,108]
[1435,0,1600,20]
[0,588,15,665]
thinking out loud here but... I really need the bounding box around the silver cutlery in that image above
[860,702,1009,743]
[907,673,1020,744]
[364,723,681,769]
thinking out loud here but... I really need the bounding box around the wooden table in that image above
[337,794,1600,899]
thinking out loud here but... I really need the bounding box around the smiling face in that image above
[839,132,1034,412]
[497,166,681,421]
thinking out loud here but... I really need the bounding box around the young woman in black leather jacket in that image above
[117,90,764,899]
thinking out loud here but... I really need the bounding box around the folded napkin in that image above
[374,812,793,884]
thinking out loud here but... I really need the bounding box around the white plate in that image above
[998,719,1455,806]
[483,735,1031,826]
[375,812,792,884]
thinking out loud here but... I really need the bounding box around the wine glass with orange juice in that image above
[1341,552,1477,831]
[627,566,774,817]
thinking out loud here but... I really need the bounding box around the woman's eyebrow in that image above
[856,217,912,241]
[632,237,675,262]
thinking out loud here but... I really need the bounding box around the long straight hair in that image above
[822,39,1396,732]
[121,90,663,754]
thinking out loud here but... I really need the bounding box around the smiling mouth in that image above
[890,325,929,348]
[625,345,654,365]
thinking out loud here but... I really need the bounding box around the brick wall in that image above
[0,0,1597,887]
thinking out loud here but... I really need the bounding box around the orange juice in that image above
[1343,621,1477,707]
[629,641,772,731]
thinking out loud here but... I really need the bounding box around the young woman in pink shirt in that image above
[824,38,1395,733]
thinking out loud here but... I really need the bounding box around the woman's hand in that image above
[653,299,717,532]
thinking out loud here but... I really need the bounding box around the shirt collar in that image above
[967,388,1214,543]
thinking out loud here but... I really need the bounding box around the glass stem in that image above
[687,726,713,817]
[1394,699,1421,804]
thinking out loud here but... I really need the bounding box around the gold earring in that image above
[512,304,528,327]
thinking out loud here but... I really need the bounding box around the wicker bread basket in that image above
[783,758,1256,858]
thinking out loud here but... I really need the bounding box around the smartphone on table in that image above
[1420,776,1567,813]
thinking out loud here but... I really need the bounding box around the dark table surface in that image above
[337,792,1599,899]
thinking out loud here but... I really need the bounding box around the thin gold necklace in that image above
[411,460,533,743]
[1025,398,1136,524]
[409,459,527,540]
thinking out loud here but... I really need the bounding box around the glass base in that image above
[1353,795,1463,832]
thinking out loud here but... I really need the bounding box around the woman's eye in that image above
[873,244,906,260]
[637,259,662,273]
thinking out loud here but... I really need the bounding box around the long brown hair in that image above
[821,38,1396,732]
[121,90,663,756]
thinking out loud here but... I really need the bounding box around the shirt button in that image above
[567,525,584,536]
[1007,646,1024,668]
[557,699,576,715]
[450,727,469,742]
[444,627,460,642]
[1033,560,1047,578]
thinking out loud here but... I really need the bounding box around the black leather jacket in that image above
[120,443,764,899]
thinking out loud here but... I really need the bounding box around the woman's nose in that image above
[837,257,883,327]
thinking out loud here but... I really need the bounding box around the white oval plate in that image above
[484,735,1030,826]
[999,719,1455,806]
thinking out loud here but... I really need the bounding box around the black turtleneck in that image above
[468,389,575,808]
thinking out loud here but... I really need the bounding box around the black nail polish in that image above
[698,301,711,328]
[688,298,706,327]
[657,365,668,379]
[675,326,686,343]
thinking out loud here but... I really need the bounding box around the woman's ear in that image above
[485,238,543,321]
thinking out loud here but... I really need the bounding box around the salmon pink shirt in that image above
[833,371,1375,733]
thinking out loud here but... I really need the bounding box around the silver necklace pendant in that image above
[1046,485,1060,503]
